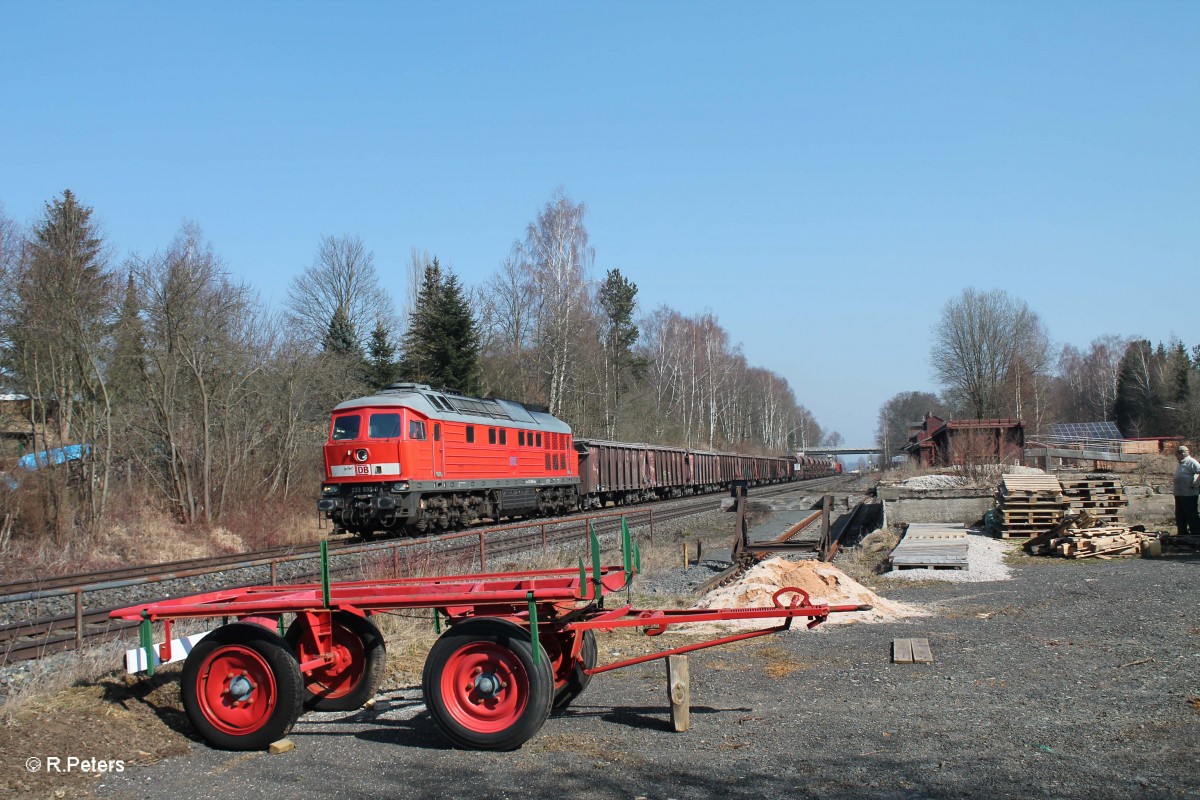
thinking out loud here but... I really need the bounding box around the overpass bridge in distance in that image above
[803,447,881,458]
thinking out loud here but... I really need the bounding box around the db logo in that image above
[355,465,371,475]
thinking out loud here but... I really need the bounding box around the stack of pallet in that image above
[1059,476,1127,526]
[1027,525,1157,559]
[996,474,1067,538]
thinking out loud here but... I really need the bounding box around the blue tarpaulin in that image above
[17,444,90,471]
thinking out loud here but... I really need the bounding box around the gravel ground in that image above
[85,550,1199,800]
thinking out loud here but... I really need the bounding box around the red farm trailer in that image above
[112,524,868,751]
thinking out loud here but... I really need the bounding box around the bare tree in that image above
[1056,335,1131,422]
[876,390,946,465]
[136,224,256,524]
[930,288,1050,420]
[523,191,593,417]
[286,234,395,348]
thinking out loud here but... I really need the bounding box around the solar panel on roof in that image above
[1048,422,1122,440]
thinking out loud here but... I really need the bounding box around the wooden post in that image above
[74,589,83,651]
[667,655,690,732]
[682,542,689,568]
[818,494,832,560]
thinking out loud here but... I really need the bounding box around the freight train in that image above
[317,383,837,537]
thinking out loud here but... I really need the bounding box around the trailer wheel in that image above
[285,612,386,711]
[551,629,597,711]
[181,623,304,751]
[422,618,553,750]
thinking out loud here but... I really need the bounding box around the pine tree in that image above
[366,320,400,390]
[323,304,361,359]
[598,268,643,437]
[109,270,146,404]
[399,258,481,393]
[400,260,444,384]
[436,271,481,395]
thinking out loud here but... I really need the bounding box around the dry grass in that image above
[837,527,901,582]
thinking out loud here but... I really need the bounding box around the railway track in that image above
[696,490,872,595]
[0,478,843,665]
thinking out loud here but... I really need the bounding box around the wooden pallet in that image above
[890,523,970,569]
[998,476,1066,529]
[1060,479,1121,489]
[1001,474,1064,494]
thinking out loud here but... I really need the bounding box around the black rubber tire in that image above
[181,623,304,751]
[422,618,553,751]
[552,629,597,711]
[285,612,386,712]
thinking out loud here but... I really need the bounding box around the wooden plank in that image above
[910,638,933,663]
[892,638,914,663]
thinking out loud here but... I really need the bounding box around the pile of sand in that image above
[694,558,927,631]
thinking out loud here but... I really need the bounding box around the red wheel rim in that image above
[297,622,366,700]
[196,645,278,736]
[439,642,530,733]
[541,632,572,691]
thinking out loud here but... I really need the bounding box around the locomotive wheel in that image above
[549,629,597,711]
[285,612,386,712]
[181,623,304,751]
[422,618,553,751]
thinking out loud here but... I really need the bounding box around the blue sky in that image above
[2,2,1197,445]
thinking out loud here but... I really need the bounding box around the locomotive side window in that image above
[332,415,360,441]
[518,431,525,446]
[409,420,427,440]
[466,426,475,443]
[433,423,441,442]
[368,413,401,439]
[499,429,507,445]
[488,428,496,445]
[536,433,542,447]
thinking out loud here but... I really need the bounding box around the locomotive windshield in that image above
[369,413,401,439]
[332,414,361,441]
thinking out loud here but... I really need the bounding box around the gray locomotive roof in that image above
[333,384,572,433]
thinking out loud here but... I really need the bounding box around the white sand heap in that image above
[694,558,927,632]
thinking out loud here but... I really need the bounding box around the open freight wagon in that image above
[113,523,867,751]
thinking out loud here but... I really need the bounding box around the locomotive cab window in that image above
[332,415,360,441]
[368,413,401,439]
[433,423,441,442]
[409,420,427,440]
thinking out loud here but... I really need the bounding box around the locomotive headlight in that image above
[391,482,409,492]
[354,448,369,463]
[321,484,339,495]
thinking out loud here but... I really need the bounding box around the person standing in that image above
[1173,445,1200,537]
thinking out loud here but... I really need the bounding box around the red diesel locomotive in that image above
[318,383,834,536]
